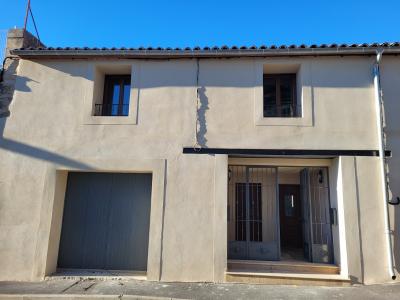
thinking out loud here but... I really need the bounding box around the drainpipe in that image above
[373,49,396,280]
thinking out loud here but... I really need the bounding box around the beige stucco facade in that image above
[0,34,400,285]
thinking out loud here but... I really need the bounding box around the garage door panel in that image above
[84,173,113,269]
[105,174,152,271]
[57,172,152,271]
[57,173,93,269]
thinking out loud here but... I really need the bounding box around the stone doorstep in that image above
[225,270,351,286]
[227,259,340,275]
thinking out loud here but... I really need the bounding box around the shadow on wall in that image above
[14,76,38,92]
[0,59,18,117]
[0,58,375,169]
[387,158,400,276]
[32,59,260,89]
[0,89,93,170]
[0,59,39,116]
[30,57,374,89]
[196,86,209,147]
[380,62,400,278]
[0,118,93,169]
[0,59,94,169]
[353,157,365,284]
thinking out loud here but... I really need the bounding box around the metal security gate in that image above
[227,166,279,261]
[300,168,333,263]
[57,172,152,271]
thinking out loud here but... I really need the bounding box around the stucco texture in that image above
[0,56,399,284]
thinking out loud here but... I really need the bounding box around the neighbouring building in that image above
[1,29,400,285]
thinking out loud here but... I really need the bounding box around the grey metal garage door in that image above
[57,172,152,271]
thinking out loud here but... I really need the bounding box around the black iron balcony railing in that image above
[94,103,129,116]
[263,103,299,117]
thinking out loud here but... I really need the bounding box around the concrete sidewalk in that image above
[0,279,400,300]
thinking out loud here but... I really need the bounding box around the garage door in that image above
[57,172,152,271]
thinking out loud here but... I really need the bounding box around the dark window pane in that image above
[263,77,276,117]
[111,84,120,116]
[122,83,131,116]
[112,84,120,105]
[263,74,297,117]
[97,75,131,116]
[280,77,295,117]
[123,84,130,104]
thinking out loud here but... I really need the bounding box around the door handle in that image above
[330,208,338,225]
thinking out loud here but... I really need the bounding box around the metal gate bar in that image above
[228,165,279,261]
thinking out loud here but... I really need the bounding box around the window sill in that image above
[83,115,137,125]
[255,116,312,127]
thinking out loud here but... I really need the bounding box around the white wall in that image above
[381,57,400,281]
[0,55,399,283]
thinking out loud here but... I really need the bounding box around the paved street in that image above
[0,279,400,300]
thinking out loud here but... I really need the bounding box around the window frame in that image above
[83,63,138,125]
[263,73,297,118]
[255,61,313,127]
[99,74,131,117]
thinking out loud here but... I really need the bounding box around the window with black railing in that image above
[263,74,298,117]
[95,75,131,116]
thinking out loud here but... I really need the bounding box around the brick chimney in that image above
[0,29,44,117]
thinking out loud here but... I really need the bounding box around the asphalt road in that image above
[0,279,400,299]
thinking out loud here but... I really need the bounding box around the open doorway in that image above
[279,183,304,261]
[279,167,333,264]
[227,165,334,265]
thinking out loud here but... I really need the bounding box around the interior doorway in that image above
[279,184,304,261]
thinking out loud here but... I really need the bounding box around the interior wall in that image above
[278,168,301,184]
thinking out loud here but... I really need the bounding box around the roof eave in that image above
[10,47,400,59]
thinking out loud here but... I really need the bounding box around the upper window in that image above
[95,75,131,116]
[263,74,297,118]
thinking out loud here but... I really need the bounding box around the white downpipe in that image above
[373,50,396,280]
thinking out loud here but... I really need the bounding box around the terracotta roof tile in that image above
[11,42,400,58]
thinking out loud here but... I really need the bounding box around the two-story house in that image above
[1,29,400,286]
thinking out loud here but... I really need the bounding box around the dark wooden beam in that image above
[182,148,392,157]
